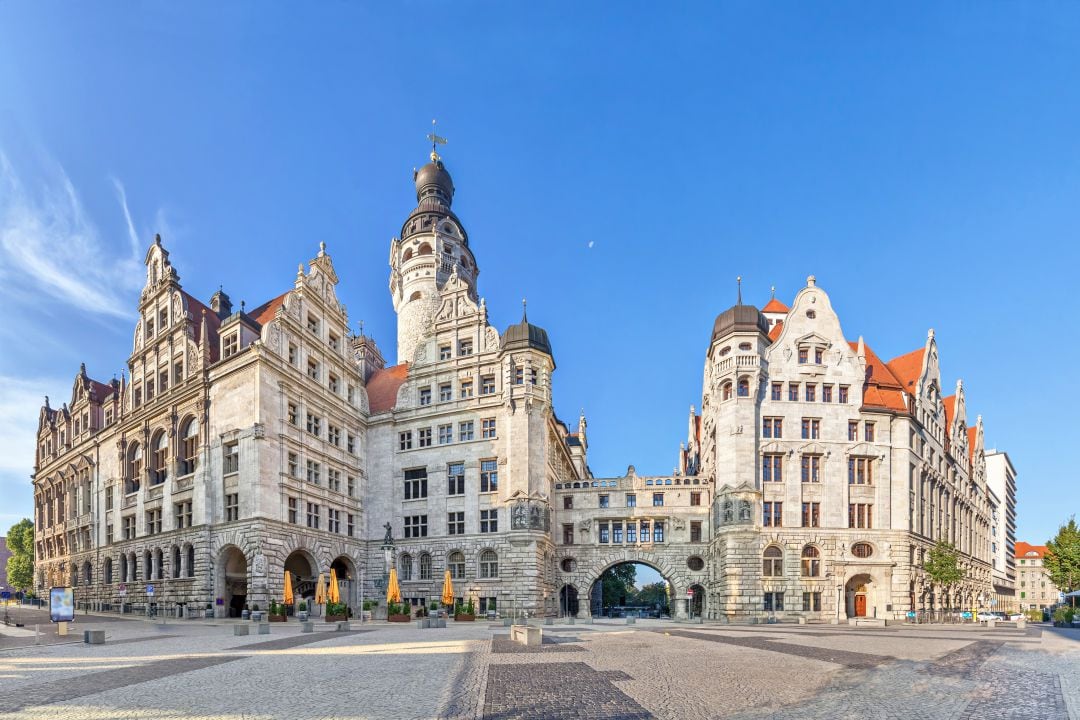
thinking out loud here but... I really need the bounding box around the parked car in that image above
[1007,612,1024,621]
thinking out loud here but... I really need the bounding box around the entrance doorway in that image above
[855,594,867,617]
[689,584,705,618]
[559,585,579,617]
[218,546,247,618]
[285,549,318,611]
[846,573,873,618]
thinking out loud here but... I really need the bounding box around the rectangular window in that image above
[627,522,637,543]
[327,469,341,492]
[307,358,320,381]
[481,375,496,395]
[652,492,664,507]
[145,509,162,535]
[690,491,702,506]
[459,421,474,441]
[822,384,833,403]
[513,366,524,385]
[480,509,498,533]
[306,413,321,437]
[763,454,783,482]
[771,382,783,401]
[800,455,821,483]
[404,515,428,538]
[223,333,239,358]
[864,422,876,442]
[815,348,824,364]
[438,424,453,444]
[849,503,873,529]
[763,418,783,439]
[848,457,873,485]
[419,387,432,406]
[288,497,298,524]
[563,496,573,509]
[175,501,192,529]
[439,345,451,360]
[839,385,849,404]
[439,383,453,402]
[653,521,665,543]
[848,421,858,441]
[763,501,783,527]
[159,370,169,394]
[347,475,356,497]
[690,521,702,542]
[328,332,340,351]
[306,460,321,485]
[599,523,610,543]
[598,494,610,508]
[798,348,808,364]
[347,434,356,454]
[105,486,114,511]
[764,592,784,612]
[306,502,320,529]
[802,591,822,612]
[327,508,340,533]
[399,431,413,451]
[347,513,355,537]
[306,314,319,336]
[802,501,820,528]
[460,380,474,399]
[122,515,136,540]
[481,417,497,438]
[288,402,299,427]
[805,384,816,402]
[447,463,465,495]
[626,493,637,507]
[418,427,432,447]
[448,511,465,535]
[480,459,498,492]
[612,521,623,543]
[106,524,114,544]
[223,442,239,475]
[328,425,341,446]
[404,468,428,499]
[459,339,473,356]
[801,418,820,439]
[288,344,298,366]
[640,520,650,542]
[225,493,239,522]
[328,373,339,393]
[788,383,799,401]
[563,523,575,545]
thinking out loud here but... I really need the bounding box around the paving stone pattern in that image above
[483,661,651,720]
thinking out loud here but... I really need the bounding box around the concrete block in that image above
[257,623,270,635]
[798,616,807,625]
[83,630,105,644]
[544,618,553,626]
[335,621,351,631]
[626,617,636,625]
[233,625,249,636]
[511,625,542,646]
[301,622,314,633]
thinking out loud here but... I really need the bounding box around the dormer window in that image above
[798,348,808,364]
[223,332,239,359]
[815,349,823,363]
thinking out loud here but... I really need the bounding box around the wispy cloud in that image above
[0,152,144,319]
[0,374,65,533]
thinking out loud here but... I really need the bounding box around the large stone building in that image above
[31,146,1003,621]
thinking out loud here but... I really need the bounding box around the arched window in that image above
[186,544,195,578]
[419,553,432,580]
[801,546,821,577]
[448,551,466,580]
[119,556,128,583]
[172,546,181,578]
[151,430,168,485]
[144,550,153,580]
[154,548,164,580]
[719,346,731,357]
[126,442,142,493]
[479,550,498,579]
[84,561,93,585]
[104,557,113,584]
[762,546,783,577]
[402,248,413,262]
[399,553,413,581]
[129,552,138,581]
[179,418,199,475]
[417,242,433,256]
[737,377,750,397]
[409,291,422,302]
[722,382,733,401]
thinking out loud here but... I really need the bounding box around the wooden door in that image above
[855,594,867,617]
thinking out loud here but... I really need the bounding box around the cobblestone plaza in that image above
[1,612,1078,719]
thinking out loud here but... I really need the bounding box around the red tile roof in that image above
[849,341,908,412]
[886,347,925,390]
[967,426,978,460]
[768,320,784,342]
[182,291,221,362]
[943,395,957,428]
[250,292,290,327]
[1015,542,1046,559]
[367,364,409,413]
[762,298,789,314]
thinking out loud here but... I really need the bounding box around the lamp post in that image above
[379,521,394,617]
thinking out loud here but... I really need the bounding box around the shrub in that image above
[1053,607,1074,625]
[251,604,259,612]
[298,601,307,612]
[362,600,378,611]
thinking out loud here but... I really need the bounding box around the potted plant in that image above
[205,602,215,620]
[325,601,349,623]
[268,600,287,622]
[250,603,263,622]
[455,600,476,622]
[241,603,251,621]
[387,601,411,622]
[297,600,309,622]
[362,600,377,622]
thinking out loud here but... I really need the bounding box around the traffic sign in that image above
[961,611,972,619]
[147,584,155,596]
[907,611,917,618]
[686,588,694,598]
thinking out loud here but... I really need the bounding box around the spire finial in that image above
[770,285,776,299]
[522,297,527,322]
[736,276,743,305]
[427,119,447,162]
[358,320,365,337]
[240,300,245,313]
[319,241,326,256]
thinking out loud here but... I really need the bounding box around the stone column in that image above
[675,597,688,620]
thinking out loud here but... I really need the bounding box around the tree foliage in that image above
[597,563,637,608]
[1045,517,1080,602]
[632,582,669,610]
[923,541,964,591]
[5,519,35,591]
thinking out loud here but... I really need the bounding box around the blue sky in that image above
[1,3,1077,560]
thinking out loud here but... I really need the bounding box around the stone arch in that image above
[216,544,248,618]
[281,546,320,608]
[330,555,358,609]
[572,548,691,619]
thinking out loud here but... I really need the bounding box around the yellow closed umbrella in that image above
[386,567,402,605]
[441,569,455,608]
[328,568,340,604]
[283,571,294,606]
[315,572,327,606]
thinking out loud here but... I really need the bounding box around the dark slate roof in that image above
[711,303,769,342]
[502,318,553,357]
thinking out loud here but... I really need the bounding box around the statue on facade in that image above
[512,503,528,529]
[382,521,393,546]
[738,499,752,522]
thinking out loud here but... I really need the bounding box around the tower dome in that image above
[414,159,454,206]
[400,157,468,244]
[711,304,769,342]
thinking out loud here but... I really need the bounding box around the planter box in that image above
[267,615,287,623]
[325,614,348,623]
[455,613,476,622]
[387,614,412,623]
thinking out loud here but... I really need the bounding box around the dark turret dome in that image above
[401,157,468,244]
[711,303,769,342]
[414,159,454,205]
[502,317,553,357]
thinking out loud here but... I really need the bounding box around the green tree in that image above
[631,582,669,613]
[1045,517,1080,608]
[6,518,35,592]
[923,541,964,611]
[597,564,636,610]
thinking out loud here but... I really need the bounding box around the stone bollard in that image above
[233,625,250,636]
[502,618,513,627]
[985,619,996,629]
[798,616,807,625]
[1017,618,1026,630]
[83,630,105,645]
[566,617,575,625]
[626,617,636,625]
[335,621,351,631]
[257,623,270,635]
[301,621,314,633]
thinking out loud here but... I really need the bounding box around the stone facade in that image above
[31,146,1005,621]
[1015,542,1060,611]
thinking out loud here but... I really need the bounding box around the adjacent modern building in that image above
[985,450,1018,612]
[1014,542,1060,611]
[32,145,1005,621]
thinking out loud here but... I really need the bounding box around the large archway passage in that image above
[559,585,580,617]
[217,546,247,618]
[588,562,674,619]
[331,555,358,610]
[285,549,318,609]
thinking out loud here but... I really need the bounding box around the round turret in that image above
[710,304,769,342]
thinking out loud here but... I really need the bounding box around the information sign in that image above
[50,586,75,623]
[118,583,127,596]
[961,611,973,619]
[147,584,155,596]
[906,611,917,618]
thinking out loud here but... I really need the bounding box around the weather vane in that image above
[427,119,447,161]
